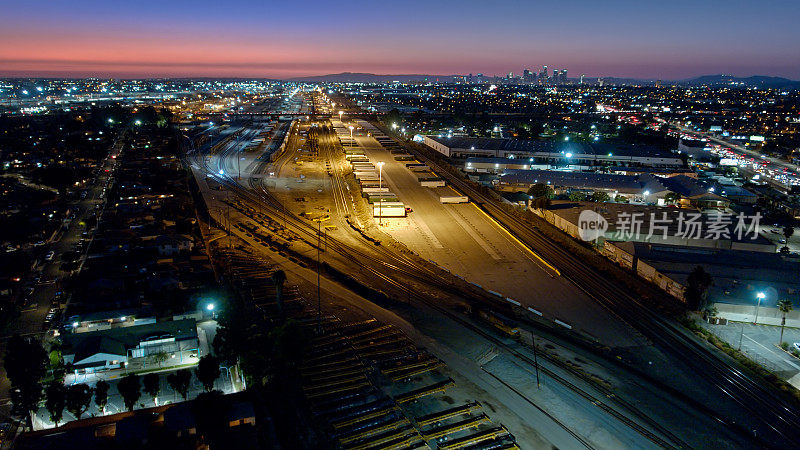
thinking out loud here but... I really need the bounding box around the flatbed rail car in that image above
[478,310,520,338]
[415,401,483,427]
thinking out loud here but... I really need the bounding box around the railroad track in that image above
[184,123,695,449]
[392,125,800,447]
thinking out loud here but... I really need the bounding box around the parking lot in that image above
[702,321,800,387]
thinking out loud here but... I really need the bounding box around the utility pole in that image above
[532,332,541,388]
[377,162,385,226]
[317,219,322,332]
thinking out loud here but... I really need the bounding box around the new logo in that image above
[578,210,608,241]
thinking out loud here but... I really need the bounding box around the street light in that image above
[754,292,765,324]
[348,125,354,148]
[392,123,398,130]
[376,162,385,225]
[338,110,344,122]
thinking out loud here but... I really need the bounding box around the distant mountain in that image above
[674,74,800,89]
[288,72,456,83]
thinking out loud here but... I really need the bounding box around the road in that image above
[671,122,800,188]
[0,132,126,419]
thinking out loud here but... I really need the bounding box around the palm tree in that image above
[271,270,287,315]
[783,225,795,253]
[778,299,794,345]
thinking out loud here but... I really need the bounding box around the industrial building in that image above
[498,170,731,208]
[61,319,200,374]
[423,136,684,168]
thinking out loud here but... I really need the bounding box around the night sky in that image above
[1,0,798,79]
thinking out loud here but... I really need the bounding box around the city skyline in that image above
[1,0,799,79]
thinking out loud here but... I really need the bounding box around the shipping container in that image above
[373,203,406,217]
[440,196,469,204]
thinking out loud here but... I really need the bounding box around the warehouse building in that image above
[423,136,684,168]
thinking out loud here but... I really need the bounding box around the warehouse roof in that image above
[498,169,670,194]
[428,136,678,159]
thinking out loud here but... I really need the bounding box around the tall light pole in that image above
[317,219,322,332]
[377,162,385,226]
[348,125,354,149]
[741,291,767,349]
[338,110,344,123]
[754,292,765,324]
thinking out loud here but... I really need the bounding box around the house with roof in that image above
[155,234,194,256]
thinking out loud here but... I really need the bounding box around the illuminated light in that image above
[206,303,215,311]
[565,153,572,158]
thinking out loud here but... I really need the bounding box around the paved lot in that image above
[702,321,800,386]
[341,120,641,348]
[33,368,235,430]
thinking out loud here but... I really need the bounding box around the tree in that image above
[530,196,551,210]
[589,191,610,202]
[94,380,110,415]
[65,384,93,420]
[527,183,553,199]
[778,299,794,345]
[196,355,221,392]
[783,225,795,253]
[270,320,311,370]
[4,335,49,429]
[147,351,170,368]
[167,369,192,401]
[44,382,66,427]
[193,390,229,446]
[143,373,161,406]
[568,191,587,202]
[271,270,287,315]
[664,192,682,205]
[685,266,713,311]
[117,374,141,412]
